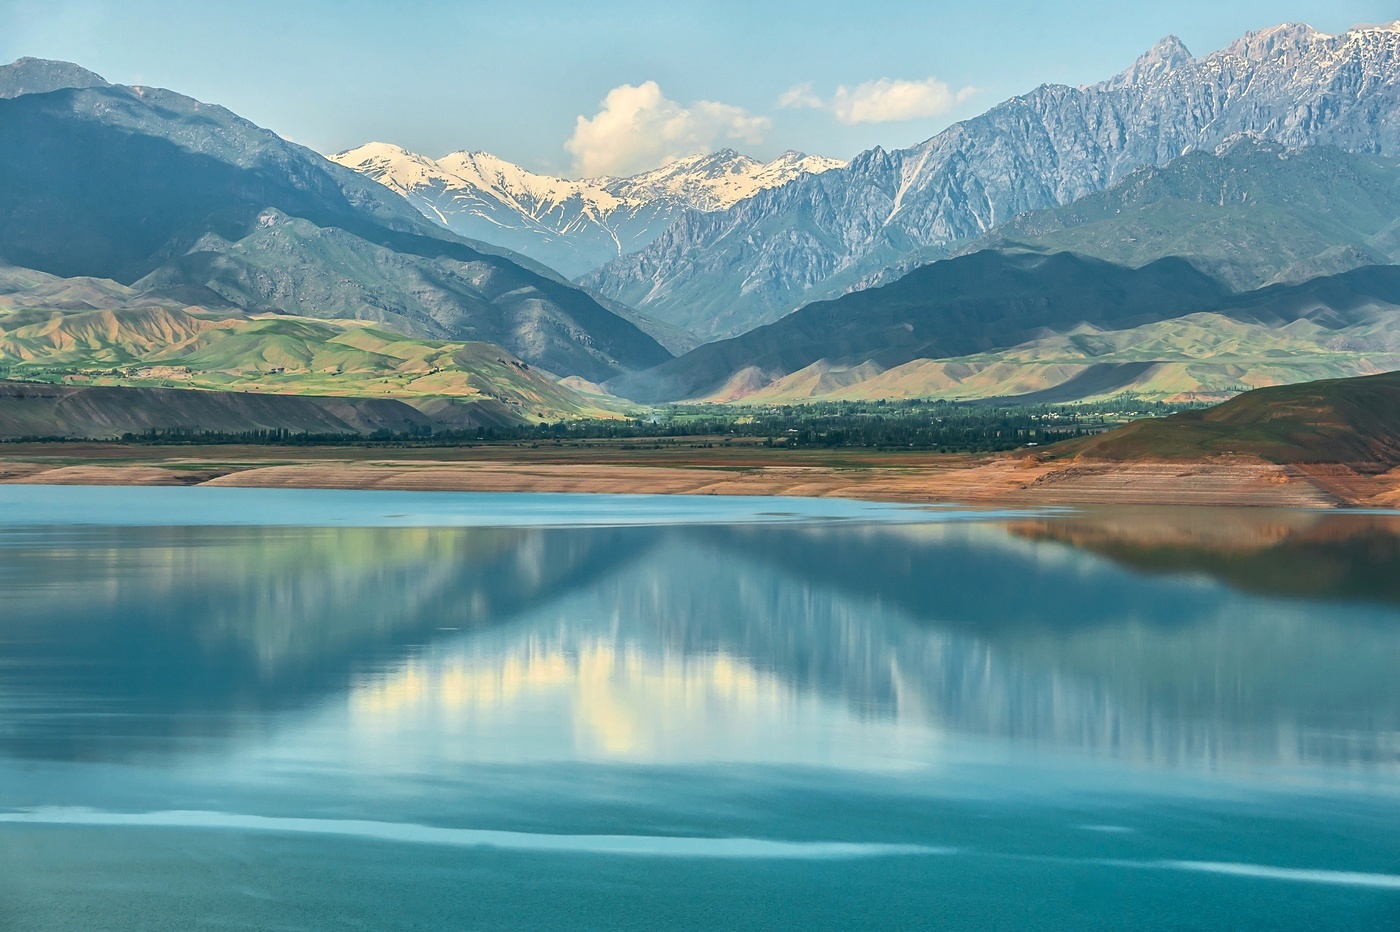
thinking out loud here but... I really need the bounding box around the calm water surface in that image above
[0,487,1397,930]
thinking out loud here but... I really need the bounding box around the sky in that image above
[1,0,1395,177]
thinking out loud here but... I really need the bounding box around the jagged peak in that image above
[850,146,893,170]
[1223,22,1329,60]
[658,148,759,172]
[0,57,110,99]
[1146,34,1194,61]
[1101,34,1194,90]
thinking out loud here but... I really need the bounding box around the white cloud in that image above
[565,82,770,177]
[780,77,976,125]
[777,82,823,110]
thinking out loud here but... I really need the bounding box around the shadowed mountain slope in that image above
[0,59,670,381]
[607,251,1233,402]
[613,254,1400,405]
[0,380,454,439]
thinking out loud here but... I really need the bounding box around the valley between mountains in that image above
[3,18,1400,505]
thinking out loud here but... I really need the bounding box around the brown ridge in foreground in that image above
[1065,370,1400,470]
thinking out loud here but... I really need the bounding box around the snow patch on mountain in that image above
[329,144,844,278]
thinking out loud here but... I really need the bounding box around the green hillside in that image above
[0,282,625,423]
[1066,371,1400,468]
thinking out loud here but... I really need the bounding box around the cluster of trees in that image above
[109,397,1198,453]
[522,399,1193,452]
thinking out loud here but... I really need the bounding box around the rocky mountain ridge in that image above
[583,21,1400,341]
[331,144,844,278]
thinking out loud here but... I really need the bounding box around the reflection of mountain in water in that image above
[1008,508,1400,607]
[348,522,1400,773]
[0,525,648,758]
[3,515,1399,774]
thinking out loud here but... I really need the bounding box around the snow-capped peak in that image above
[327,144,846,276]
[331,143,445,193]
[612,149,844,211]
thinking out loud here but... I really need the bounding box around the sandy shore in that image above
[3,442,1397,508]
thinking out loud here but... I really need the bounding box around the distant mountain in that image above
[926,140,1400,292]
[0,58,670,382]
[744,263,1400,405]
[584,21,1400,341]
[0,57,109,98]
[330,144,844,279]
[1068,370,1400,468]
[608,251,1233,401]
[725,141,1400,405]
[608,251,1400,405]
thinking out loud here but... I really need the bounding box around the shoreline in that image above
[3,443,1399,509]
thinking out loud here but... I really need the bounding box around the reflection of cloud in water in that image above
[344,632,939,769]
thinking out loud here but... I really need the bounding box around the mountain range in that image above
[582,22,1400,341]
[3,16,1400,434]
[330,144,844,279]
[609,252,1400,405]
[629,137,1400,407]
[0,57,670,383]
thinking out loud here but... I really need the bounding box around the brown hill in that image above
[1069,371,1400,470]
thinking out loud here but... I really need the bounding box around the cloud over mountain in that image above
[780,77,976,124]
[565,81,770,177]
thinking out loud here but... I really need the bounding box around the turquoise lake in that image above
[0,486,1397,930]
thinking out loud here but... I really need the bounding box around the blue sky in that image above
[1,0,1394,175]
